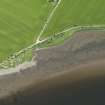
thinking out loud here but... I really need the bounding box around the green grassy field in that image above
[0,0,105,67]
[0,0,52,62]
[42,0,105,38]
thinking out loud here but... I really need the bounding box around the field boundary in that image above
[1,25,105,69]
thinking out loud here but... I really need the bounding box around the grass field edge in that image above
[0,25,105,69]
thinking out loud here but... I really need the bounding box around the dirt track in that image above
[0,30,105,104]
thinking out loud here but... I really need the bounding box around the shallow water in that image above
[2,69,105,105]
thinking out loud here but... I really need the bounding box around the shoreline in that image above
[0,30,105,103]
